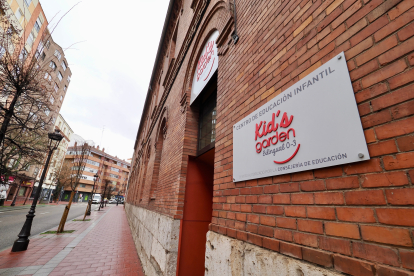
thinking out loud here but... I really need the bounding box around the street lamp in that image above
[12,129,63,252]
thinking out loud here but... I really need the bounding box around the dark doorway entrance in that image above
[177,148,214,276]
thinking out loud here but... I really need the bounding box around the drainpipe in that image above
[232,0,239,44]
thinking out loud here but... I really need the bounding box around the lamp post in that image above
[12,130,63,252]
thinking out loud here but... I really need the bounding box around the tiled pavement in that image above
[0,206,144,276]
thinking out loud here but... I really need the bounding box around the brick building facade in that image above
[126,0,414,275]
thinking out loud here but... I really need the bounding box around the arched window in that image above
[49,61,57,70]
[149,117,167,203]
[138,144,151,203]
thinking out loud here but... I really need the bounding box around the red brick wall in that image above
[126,0,234,219]
[211,0,414,275]
[127,0,414,274]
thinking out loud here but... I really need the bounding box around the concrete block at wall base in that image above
[151,238,167,273]
[125,203,180,276]
[165,252,178,276]
[158,217,181,252]
[139,223,153,259]
[205,231,343,276]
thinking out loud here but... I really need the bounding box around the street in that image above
[0,203,89,251]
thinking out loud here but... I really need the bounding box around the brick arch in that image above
[137,141,151,203]
[148,108,168,205]
[155,107,168,142]
[182,0,233,97]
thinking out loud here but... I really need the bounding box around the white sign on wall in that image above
[190,30,219,105]
[233,52,369,182]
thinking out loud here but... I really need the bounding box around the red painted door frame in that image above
[176,153,214,276]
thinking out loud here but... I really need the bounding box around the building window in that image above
[33,167,39,177]
[41,52,46,60]
[85,159,100,166]
[50,95,54,104]
[24,0,32,7]
[37,41,44,55]
[54,50,61,60]
[111,167,119,172]
[64,85,67,92]
[49,61,57,70]
[29,112,37,121]
[45,108,50,116]
[34,21,40,32]
[19,49,28,60]
[27,32,34,47]
[7,159,15,168]
[0,46,6,59]
[15,9,23,21]
[62,61,67,71]
[54,83,58,92]
[58,72,63,81]
[67,75,71,83]
[85,167,98,173]
[80,184,86,188]
[60,95,63,101]
[45,40,50,49]
[198,92,217,152]
[34,17,42,32]
[44,72,52,82]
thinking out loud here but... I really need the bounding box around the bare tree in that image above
[57,142,91,233]
[98,180,111,210]
[0,0,60,195]
[82,173,98,221]
[51,162,71,202]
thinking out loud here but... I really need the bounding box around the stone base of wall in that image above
[205,231,343,276]
[125,203,180,276]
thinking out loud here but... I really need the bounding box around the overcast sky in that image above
[39,0,170,162]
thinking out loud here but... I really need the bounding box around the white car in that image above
[92,194,101,204]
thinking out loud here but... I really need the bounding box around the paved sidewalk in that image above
[0,206,144,276]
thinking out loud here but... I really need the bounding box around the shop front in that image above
[6,177,34,205]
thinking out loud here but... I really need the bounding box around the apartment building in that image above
[1,0,73,204]
[2,0,48,56]
[39,34,72,119]
[63,142,130,203]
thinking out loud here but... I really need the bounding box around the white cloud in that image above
[40,0,170,160]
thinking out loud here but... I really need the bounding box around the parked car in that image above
[108,198,117,204]
[92,194,101,204]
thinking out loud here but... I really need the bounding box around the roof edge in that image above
[134,0,175,151]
